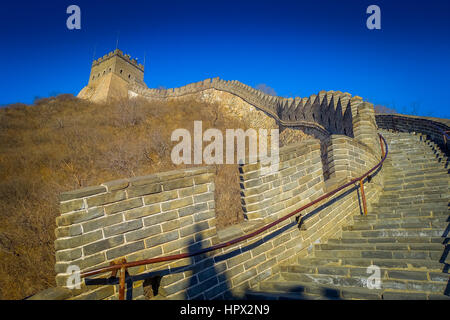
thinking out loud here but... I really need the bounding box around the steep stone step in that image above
[382,290,450,300]
[352,215,448,225]
[249,130,449,300]
[313,249,442,261]
[278,272,448,294]
[327,236,448,245]
[371,202,448,211]
[280,265,449,284]
[297,257,447,271]
[341,229,447,239]
[385,164,447,171]
[315,242,446,252]
[243,289,324,300]
[342,219,448,231]
[379,188,448,196]
[258,280,383,300]
[359,210,448,219]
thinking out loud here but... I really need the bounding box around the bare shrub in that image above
[0,94,259,299]
[374,104,397,114]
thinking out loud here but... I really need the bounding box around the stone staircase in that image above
[244,130,449,300]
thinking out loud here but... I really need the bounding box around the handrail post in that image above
[379,135,385,159]
[444,132,448,150]
[359,179,367,215]
[118,258,127,300]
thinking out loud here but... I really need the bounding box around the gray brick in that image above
[197,263,227,282]
[55,224,82,238]
[231,268,257,286]
[82,214,123,233]
[145,230,179,247]
[193,192,215,203]
[187,276,218,299]
[143,210,178,227]
[204,282,229,300]
[162,236,194,254]
[60,185,107,202]
[60,199,85,214]
[129,174,161,186]
[193,210,215,223]
[125,225,162,242]
[71,285,114,300]
[388,270,428,281]
[106,241,145,260]
[178,185,209,197]
[193,174,214,185]
[227,251,251,269]
[243,253,266,270]
[102,179,129,192]
[180,221,210,238]
[162,177,194,190]
[83,235,124,256]
[127,183,162,198]
[160,276,197,296]
[124,204,160,220]
[56,247,83,262]
[104,220,143,237]
[87,190,126,207]
[161,197,193,211]
[55,230,103,251]
[178,203,208,217]
[56,207,105,227]
[143,191,178,205]
[104,198,143,215]
[161,220,180,232]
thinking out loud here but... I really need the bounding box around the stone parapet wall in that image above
[376,114,449,154]
[239,139,324,221]
[129,78,364,139]
[37,128,386,300]
[53,166,216,300]
[326,135,381,181]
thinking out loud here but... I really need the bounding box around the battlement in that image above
[92,49,144,72]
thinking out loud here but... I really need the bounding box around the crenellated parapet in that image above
[92,49,144,72]
[129,78,376,148]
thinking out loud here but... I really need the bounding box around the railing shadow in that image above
[86,226,230,300]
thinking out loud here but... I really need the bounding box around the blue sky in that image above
[0,0,449,118]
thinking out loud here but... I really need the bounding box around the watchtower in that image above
[89,49,145,86]
[78,49,147,102]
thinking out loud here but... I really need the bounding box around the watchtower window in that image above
[120,70,123,74]
[128,74,131,79]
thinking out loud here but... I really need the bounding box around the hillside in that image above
[0,95,262,299]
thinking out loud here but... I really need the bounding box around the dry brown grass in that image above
[0,94,254,299]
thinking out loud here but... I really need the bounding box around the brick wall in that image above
[326,135,381,181]
[129,78,361,140]
[45,130,385,300]
[376,114,449,155]
[240,139,324,221]
[54,166,216,300]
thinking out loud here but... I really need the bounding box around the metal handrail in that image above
[80,133,389,299]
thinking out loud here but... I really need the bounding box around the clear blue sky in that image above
[1,0,449,118]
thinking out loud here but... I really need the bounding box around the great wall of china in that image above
[29,49,449,300]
